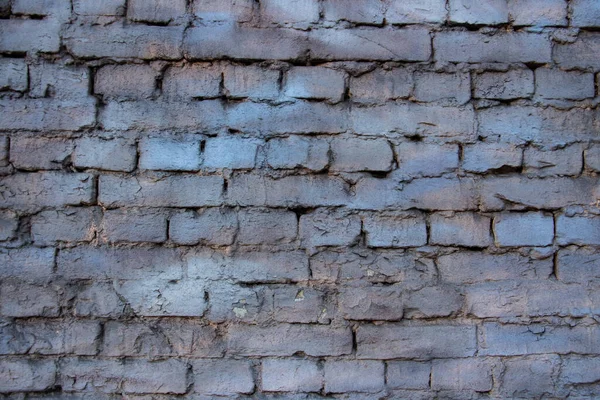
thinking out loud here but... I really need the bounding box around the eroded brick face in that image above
[0,0,599,397]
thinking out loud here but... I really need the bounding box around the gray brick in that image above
[206,282,261,323]
[10,137,73,170]
[474,69,534,100]
[0,210,18,241]
[260,0,319,25]
[31,208,99,245]
[557,215,600,245]
[330,137,393,172]
[561,357,600,384]
[0,19,61,53]
[29,63,89,100]
[12,0,70,19]
[73,137,137,172]
[238,208,297,245]
[431,359,493,391]
[395,142,459,177]
[324,361,384,394]
[413,72,470,104]
[339,285,404,321]
[386,362,431,390]
[224,65,280,100]
[203,137,259,170]
[102,208,168,243]
[300,210,361,248]
[500,356,560,398]
[449,0,508,25]
[262,359,322,392]
[0,248,55,280]
[73,282,125,317]
[462,143,523,173]
[430,212,492,247]
[493,212,554,247]
[0,136,7,167]
[0,99,96,131]
[192,359,254,395]
[554,33,600,69]
[435,32,552,63]
[586,144,600,172]
[0,359,56,393]
[0,58,27,91]
[193,0,254,22]
[405,285,464,318]
[272,286,325,323]
[350,68,412,103]
[95,64,158,100]
[266,136,329,171]
[535,68,594,100]
[128,0,187,23]
[386,0,446,24]
[508,0,567,26]
[170,208,237,245]
[228,324,352,356]
[363,212,427,248]
[163,64,221,100]
[139,137,202,171]
[571,0,600,28]
[323,0,384,24]
[0,281,60,317]
[557,248,600,283]
[285,67,346,102]
[524,144,583,176]
[73,0,125,15]
[357,324,477,359]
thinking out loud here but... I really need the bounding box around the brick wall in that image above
[1,0,600,398]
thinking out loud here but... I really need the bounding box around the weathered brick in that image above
[449,0,508,25]
[285,67,345,102]
[139,137,202,171]
[363,212,428,248]
[331,137,393,172]
[192,359,254,395]
[193,0,254,22]
[350,68,412,103]
[554,33,600,69]
[413,72,470,104]
[60,359,187,394]
[339,285,404,321]
[493,212,554,246]
[524,144,583,176]
[500,356,560,398]
[535,68,594,100]
[557,248,600,284]
[10,137,73,170]
[557,215,600,245]
[0,359,56,393]
[266,136,329,171]
[0,99,96,131]
[205,282,261,323]
[0,19,61,53]
[561,357,600,384]
[570,0,600,28]
[73,0,125,15]
[357,324,477,359]
[31,208,99,245]
[386,0,446,24]
[386,362,431,390]
[228,324,352,356]
[238,208,297,245]
[30,62,91,100]
[586,144,600,172]
[508,0,567,26]
[224,64,280,99]
[430,212,492,247]
[72,282,125,318]
[462,143,523,173]
[0,210,18,241]
[102,208,168,243]
[162,64,221,100]
[300,210,361,248]
[128,0,187,23]
[324,361,384,394]
[323,0,384,24]
[0,172,94,211]
[405,285,464,318]
[262,359,322,392]
[99,174,223,207]
[261,0,319,25]
[170,208,237,245]
[395,142,459,177]
[12,0,70,19]
[435,32,552,63]
[0,281,60,317]
[431,359,493,391]
[203,137,260,170]
[0,58,27,91]
[94,64,158,100]
[474,69,534,100]
[309,27,431,61]
[0,248,55,280]
[73,137,137,172]
[271,286,325,323]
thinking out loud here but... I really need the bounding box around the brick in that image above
[228,324,352,356]
[73,0,125,15]
[184,26,308,60]
[508,0,567,26]
[0,360,56,393]
[323,0,384,24]
[99,174,223,207]
[73,137,137,172]
[309,27,431,61]
[0,0,7,16]
[224,65,280,100]
[65,24,184,59]
[31,208,99,245]
[474,69,534,100]
[238,209,297,245]
[330,137,393,172]
[557,215,600,245]
[0,281,60,317]
[29,63,89,100]
[272,286,325,323]
[0,19,61,53]
[357,324,477,359]
[0,99,96,131]
[387,362,431,390]
[193,0,254,22]
[386,0,446,24]
[554,33,600,69]
[0,136,7,167]
[363,212,427,248]
[586,144,600,172]
[350,68,412,103]
[413,72,470,104]
[0,172,94,211]
[324,361,384,393]
[395,142,458,177]
[449,0,508,25]
[72,282,125,318]
[102,208,168,243]
[405,285,464,318]
[300,210,361,248]
[266,136,329,171]
[434,32,551,63]
[535,68,594,100]
[430,212,492,247]
[285,67,346,102]
[557,248,600,283]
[94,64,158,100]
[162,64,221,100]
[203,137,260,169]
[561,357,600,384]
[339,285,404,321]
[192,359,254,395]
[58,247,183,280]
[205,282,261,323]
[262,359,322,392]
[437,252,552,284]
[493,212,554,247]
[128,0,187,23]
[571,0,600,28]
[10,137,73,170]
[500,356,560,398]
[101,100,223,131]
[12,0,70,19]
[260,0,319,25]
[0,210,18,241]
[187,250,309,283]
[170,208,237,245]
[139,137,202,171]
[60,359,187,394]
[431,359,493,391]
[0,58,27,91]
[0,248,54,280]
[462,143,523,173]
[524,144,583,176]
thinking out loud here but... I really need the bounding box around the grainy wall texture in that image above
[0,0,600,398]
